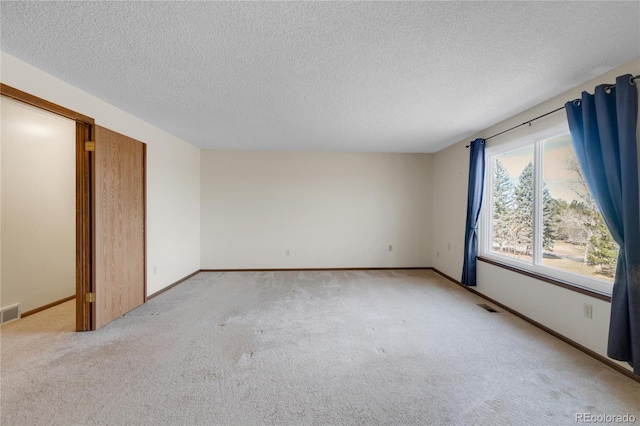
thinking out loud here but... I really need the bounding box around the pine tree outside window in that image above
[480,124,618,295]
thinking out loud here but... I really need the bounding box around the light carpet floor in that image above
[1,270,638,425]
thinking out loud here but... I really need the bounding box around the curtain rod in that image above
[466,73,640,148]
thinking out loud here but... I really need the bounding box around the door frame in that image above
[1,83,94,331]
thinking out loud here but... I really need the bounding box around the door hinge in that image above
[85,141,95,152]
[85,293,95,303]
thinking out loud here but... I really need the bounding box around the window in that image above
[480,123,618,294]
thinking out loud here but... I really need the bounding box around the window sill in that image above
[477,256,611,302]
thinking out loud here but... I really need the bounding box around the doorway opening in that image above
[1,84,93,331]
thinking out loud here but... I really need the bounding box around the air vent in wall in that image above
[0,304,21,324]
[477,303,498,313]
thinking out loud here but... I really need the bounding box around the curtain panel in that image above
[565,74,640,374]
[461,138,485,287]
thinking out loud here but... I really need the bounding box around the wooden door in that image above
[93,125,146,329]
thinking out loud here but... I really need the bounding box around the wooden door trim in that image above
[1,84,94,331]
[143,144,147,303]
[0,84,94,124]
[78,122,93,331]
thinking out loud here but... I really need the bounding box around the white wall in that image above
[1,97,76,313]
[201,150,432,269]
[431,57,640,371]
[0,52,201,296]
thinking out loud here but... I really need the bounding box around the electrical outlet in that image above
[583,303,593,319]
[153,266,157,275]
[436,251,440,257]
[388,245,393,252]
[285,249,290,256]
[448,243,451,250]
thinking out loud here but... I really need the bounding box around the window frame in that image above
[479,122,615,296]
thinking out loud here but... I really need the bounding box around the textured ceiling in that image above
[1,2,639,153]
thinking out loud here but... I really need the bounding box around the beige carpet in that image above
[1,270,638,425]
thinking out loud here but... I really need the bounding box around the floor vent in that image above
[477,303,498,313]
[0,304,21,324]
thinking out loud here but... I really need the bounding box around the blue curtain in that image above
[461,138,485,286]
[565,74,640,374]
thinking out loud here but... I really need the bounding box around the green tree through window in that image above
[486,131,617,289]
